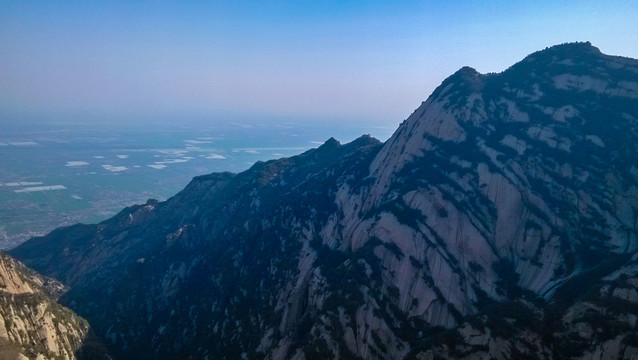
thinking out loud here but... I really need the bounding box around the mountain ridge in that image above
[7,42,638,359]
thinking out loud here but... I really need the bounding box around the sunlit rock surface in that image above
[0,253,92,359]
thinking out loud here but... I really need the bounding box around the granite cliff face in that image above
[0,253,91,360]
[9,42,638,359]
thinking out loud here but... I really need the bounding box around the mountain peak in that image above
[539,41,601,55]
[527,41,601,60]
[429,65,484,100]
[512,41,605,69]
[319,136,341,148]
[454,65,480,76]
[349,134,381,147]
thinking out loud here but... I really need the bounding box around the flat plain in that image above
[0,120,392,249]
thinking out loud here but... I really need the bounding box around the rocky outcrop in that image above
[9,42,638,359]
[0,253,90,360]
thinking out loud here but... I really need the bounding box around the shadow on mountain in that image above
[75,327,115,360]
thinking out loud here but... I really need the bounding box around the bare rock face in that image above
[0,253,89,360]
[322,41,638,337]
[9,42,638,359]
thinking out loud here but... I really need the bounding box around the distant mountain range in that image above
[5,42,638,359]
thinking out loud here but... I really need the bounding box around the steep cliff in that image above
[0,253,90,360]
[9,42,638,359]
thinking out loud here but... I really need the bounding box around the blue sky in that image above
[1,1,637,126]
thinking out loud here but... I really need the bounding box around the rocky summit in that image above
[8,42,638,359]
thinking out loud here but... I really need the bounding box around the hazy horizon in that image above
[2,1,638,129]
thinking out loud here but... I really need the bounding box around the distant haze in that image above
[1,1,637,127]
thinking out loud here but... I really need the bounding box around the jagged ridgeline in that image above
[8,42,638,359]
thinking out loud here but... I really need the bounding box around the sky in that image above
[1,0,637,128]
